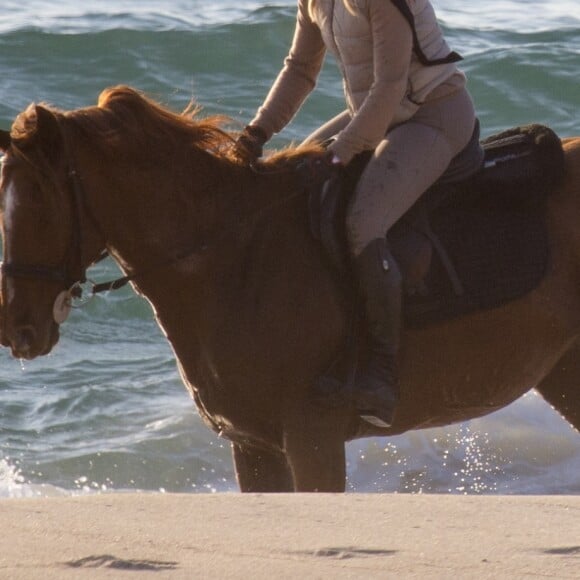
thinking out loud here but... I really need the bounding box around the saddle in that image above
[309,122,566,328]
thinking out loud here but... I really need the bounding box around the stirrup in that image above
[357,389,397,428]
[358,409,395,429]
[355,365,399,428]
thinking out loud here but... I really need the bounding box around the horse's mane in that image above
[91,86,237,159]
[11,85,322,169]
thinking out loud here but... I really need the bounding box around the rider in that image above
[234,0,477,428]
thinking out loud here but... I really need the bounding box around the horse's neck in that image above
[81,145,266,272]
[80,140,311,295]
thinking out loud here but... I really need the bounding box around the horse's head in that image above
[0,104,94,359]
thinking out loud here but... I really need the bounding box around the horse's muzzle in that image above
[5,320,59,359]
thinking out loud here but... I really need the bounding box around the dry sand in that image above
[1,493,579,579]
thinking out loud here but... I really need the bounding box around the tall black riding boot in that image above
[354,237,402,428]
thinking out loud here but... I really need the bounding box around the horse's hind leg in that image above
[232,443,294,492]
[536,341,580,433]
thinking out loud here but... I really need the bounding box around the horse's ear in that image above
[12,104,63,159]
[34,105,63,154]
[0,129,10,153]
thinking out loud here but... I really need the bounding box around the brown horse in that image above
[0,86,579,492]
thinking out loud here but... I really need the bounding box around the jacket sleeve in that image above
[330,0,413,164]
[250,0,326,138]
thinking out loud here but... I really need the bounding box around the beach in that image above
[2,493,579,579]
[1,0,579,499]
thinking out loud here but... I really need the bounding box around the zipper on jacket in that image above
[329,0,353,103]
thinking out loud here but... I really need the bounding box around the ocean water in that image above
[1,0,579,497]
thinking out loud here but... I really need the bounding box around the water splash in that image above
[0,457,25,495]
[442,425,502,494]
[347,424,504,494]
[0,456,71,498]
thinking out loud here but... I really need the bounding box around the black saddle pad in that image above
[398,199,549,327]
[394,124,565,328]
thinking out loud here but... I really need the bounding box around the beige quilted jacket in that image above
[251,0,465,163]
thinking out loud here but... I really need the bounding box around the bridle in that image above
[0,128,125,324]
[0,153,113,300]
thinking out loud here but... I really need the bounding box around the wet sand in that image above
[1,493,579,579]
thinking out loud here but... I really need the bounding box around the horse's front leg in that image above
[232,442,294,492]
[283,399,350,492]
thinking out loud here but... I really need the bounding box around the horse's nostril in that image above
[13,325,37,357]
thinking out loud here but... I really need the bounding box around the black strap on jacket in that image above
[390,0,463,66]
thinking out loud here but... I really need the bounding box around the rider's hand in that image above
[233,125,268,163]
